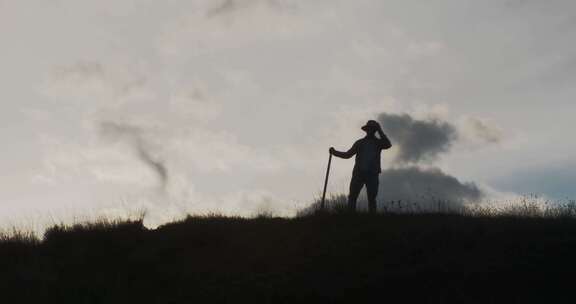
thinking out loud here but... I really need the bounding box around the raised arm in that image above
[330,142,358,159]
[376,125,392,149]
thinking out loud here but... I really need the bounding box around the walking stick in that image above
[320,152,333,210]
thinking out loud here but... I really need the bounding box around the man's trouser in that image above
[348,170,379,213]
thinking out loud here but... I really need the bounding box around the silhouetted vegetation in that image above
[2,200,576,303]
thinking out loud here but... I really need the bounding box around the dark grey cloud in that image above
[99,121,168,191]
[307,112,484,212]
[377,113,457,164]
[303,166,483,214]
[304,111,490,213]
[379,166,483,206]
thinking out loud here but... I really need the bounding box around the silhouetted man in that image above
[330,120,392,213]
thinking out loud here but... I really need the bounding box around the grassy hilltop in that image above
[2,201,576,303]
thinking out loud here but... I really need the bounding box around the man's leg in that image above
[348,173,363,212]
[366,173,379,213]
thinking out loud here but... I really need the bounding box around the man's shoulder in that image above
[354,137,374,148]
[356,137,388,149]
[356,137,377,144]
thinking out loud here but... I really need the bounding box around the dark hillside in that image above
[2,213,576,303]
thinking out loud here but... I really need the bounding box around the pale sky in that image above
[1,0,575,229]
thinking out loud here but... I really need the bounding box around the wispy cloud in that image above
[99,121,169,191]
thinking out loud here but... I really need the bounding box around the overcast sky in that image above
[1,0,575,229]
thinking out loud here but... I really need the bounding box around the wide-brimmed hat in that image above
[361,120,380,131]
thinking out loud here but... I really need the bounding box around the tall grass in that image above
[1,196,576,302]
[2,195,576,243]
[303,193,576,219]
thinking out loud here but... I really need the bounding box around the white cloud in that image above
[3,0,576,231]
[35,56,297,226]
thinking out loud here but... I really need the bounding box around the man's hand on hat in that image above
[375,123,388,137]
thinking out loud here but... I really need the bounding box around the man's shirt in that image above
[350,136,391,174]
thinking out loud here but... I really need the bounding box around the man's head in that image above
[361,120,380,135]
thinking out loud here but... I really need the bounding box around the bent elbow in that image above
[381,140,392,150]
